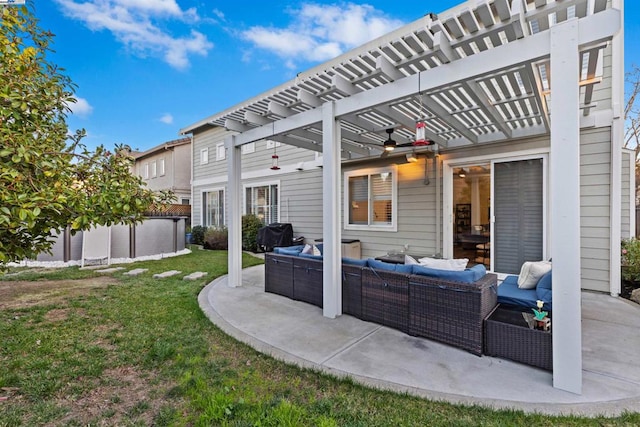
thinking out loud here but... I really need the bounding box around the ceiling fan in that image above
[380,128,417,157]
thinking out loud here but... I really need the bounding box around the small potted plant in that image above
[532,300,551,331]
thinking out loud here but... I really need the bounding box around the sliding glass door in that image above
[492,158,544,274]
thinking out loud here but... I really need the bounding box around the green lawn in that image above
[0,248,638,426]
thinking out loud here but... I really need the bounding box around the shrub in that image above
[622,238,640,282]
[191,225,207,246]
[203,227,228,250]
[242,214,263,252]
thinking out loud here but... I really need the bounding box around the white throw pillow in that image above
[301,244,313,254]
[312,245,322,256]
[518,261,552,289]
[448,258,469,271]
[418,257,468,271]
[404,255,419,265]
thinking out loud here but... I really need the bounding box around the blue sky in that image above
[34,0,639,152]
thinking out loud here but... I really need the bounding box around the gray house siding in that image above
[191,126,318,229]
[580,127,612,292]
[341,160,439,259]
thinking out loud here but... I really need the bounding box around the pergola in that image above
[204,0,624,394]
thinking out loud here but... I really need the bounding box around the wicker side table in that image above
[484,305,552,370]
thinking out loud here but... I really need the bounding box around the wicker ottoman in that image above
[484,305,552,370]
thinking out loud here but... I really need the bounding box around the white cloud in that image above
[55,0,213,70]
[159,113,173,124]
[212,8,225,21]
[69,97,93,118]
[241,3,403,66]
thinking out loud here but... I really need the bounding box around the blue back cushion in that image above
[394,263,413,274]
[299,253,323,260]
[536,270,552,303]
[367,258,397,272]
[342,257,368,267]
[274,247,302,256]
[468,264,487,281]
[411,265,476,283]
[316,243,324,255]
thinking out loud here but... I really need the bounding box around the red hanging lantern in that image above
[414,121,428,146]
[270,146,280,170]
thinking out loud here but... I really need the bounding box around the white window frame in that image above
[200,148,209,165]
[343,165,398,232]
[143,163,149,179]
[216,142,226,161]
[159,158,165,176]
[241,142,255,154]
[201,187,225,228]
[243,180,280,225]
[150,161,157,178]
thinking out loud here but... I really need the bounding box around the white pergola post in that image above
[322,101,342,318]
[550,19,582,394]
[227,135,243,287]
[609,0,625,296]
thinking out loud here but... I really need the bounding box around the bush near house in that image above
[190,225,207,246]
[203,227,228,250]
[622,238,640,282]
[242,214,262,252]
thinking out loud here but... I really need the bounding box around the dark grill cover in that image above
[257,223,293,252]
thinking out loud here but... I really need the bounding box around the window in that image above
[245,183,279,225]
[181,198,190,205]
[216,142,226,161]
[143,163,149,179]
[202,189,224,228]
[265,140,281,149]
[344,167,396,230]
[159,158,165,176]
[242,142,255,154]
[151,161,157,178]
[200,148,209,165]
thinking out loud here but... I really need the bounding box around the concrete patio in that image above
[199,265,640,417]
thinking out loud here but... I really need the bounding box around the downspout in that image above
[190,134,194,225]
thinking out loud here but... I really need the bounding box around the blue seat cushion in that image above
[498,275,551,311]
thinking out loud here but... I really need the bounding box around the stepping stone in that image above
[183,271,208,281]
[153,270,181,279]
[95,267,125,274]
[124,268,148,276]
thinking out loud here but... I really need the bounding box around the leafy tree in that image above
[0,4,171,265]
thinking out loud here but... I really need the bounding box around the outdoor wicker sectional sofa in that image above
[264,250,498,355]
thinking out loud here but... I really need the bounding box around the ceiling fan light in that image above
[383,141,395,151]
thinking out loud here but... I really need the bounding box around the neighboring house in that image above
[132,137,192,205]
[181,0,628,394]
